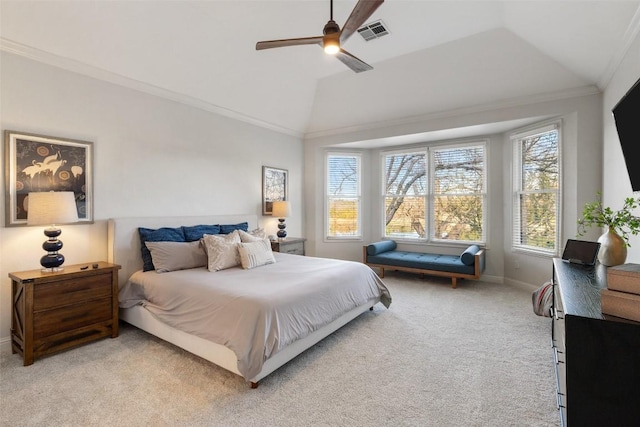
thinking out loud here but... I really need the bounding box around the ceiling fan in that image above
[255,0,384,73]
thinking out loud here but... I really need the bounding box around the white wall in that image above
[304,91,603,288]
[0,52,303,344]
[602,32,640,260]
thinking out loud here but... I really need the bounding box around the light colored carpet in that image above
[1,273,558,426]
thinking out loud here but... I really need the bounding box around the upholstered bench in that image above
[363,240,485,288]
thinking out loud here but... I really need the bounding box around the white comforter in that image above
[119,253,391,379]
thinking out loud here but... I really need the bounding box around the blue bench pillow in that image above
[138,227,186,271]
[367,240,397,256]
[460,245,481,266]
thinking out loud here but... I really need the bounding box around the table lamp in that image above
[27,191,79,272]
[272,201,290,240]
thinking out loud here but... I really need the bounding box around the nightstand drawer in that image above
[281,242,304,255]
[34,296,112,337]
[10,262,121,365]
[271,238,306,255]
[34,274,112,311]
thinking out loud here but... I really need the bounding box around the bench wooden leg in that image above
[451,277,457,289]
[379,267,385,278]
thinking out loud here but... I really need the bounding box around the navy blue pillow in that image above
[182,224,221,242]
[367,240,397,256]
[460,245,481,266]
[219,222,249,234]
[138,227,186,271]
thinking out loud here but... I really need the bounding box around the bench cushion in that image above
[367,251,475,275]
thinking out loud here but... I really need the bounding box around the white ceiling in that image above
[1,1,639,141]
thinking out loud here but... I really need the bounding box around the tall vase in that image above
[597,227,627,266]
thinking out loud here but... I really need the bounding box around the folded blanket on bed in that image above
[119,252,391,379]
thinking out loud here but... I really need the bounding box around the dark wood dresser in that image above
[552,258,640,426]
[10,262,121,365]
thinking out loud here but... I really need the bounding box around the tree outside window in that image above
[326,153,361,239]
[383,144,486,243]
[432,146,485,242]
[384,152,427,239]
[513,125,560,253]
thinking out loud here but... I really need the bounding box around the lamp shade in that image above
[272,201,290,218]
[27,192,79,225]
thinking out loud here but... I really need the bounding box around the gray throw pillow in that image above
[145,241,207,273]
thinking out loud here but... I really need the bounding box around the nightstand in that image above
[271,237,306,255]
[9,262,121,366]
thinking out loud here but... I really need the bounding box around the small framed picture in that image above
[262,166,288,215]
[4,130,93,226]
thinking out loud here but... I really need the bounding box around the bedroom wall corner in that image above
[0,51,304,345]
[602,30,640,262]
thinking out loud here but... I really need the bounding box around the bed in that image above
[107,214,391,387]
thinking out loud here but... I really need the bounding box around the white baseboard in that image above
[479,274,503,284]
[503,277,540,291]
[0,336,12,353]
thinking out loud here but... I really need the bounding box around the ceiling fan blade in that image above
[256,36,323,50]
[340,0,384,43]
[335,49,373,73]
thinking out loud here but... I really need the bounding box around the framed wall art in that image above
[4,130,93,226]
[262,166,288,215]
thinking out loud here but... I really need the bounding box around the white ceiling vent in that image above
[357,20,389,42]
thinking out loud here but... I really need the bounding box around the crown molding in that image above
[304,85,601,141]
[597,5,640,89]
[0,38,303,138]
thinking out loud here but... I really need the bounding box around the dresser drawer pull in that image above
[553,347,564,365]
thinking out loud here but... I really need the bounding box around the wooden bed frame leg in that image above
[250,381,259,389]
[452,277,457,289]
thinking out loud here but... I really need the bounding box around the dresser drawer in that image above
[34,297,112,337]
[34,274,112,311]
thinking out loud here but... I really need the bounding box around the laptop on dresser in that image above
[561,239,601,266]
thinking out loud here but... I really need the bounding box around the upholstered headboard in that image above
[108,214,258,286]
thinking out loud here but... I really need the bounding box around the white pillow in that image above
[145,241,207,273]
[238,228,267,243]
[202,230,241,271]
[238,239,276,269]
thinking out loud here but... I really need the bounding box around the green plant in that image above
[577,192,640,247]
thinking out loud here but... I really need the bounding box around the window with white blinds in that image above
[512,122,561,254]
[431,144,486,242]
[382,142,486,243]
[326,153,361,239]
[383,151,428,239]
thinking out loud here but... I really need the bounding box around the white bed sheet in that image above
[119,252,391,379]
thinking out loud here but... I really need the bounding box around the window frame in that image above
[511,121,562,256]
[381,148,429,241]
[380,141,487,245]
[325,151,363,241]
[429,141,487,244]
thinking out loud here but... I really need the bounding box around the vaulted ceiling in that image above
[1,1,639,138]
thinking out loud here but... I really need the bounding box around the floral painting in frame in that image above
[4,130,93,226]
[262,166,288,216]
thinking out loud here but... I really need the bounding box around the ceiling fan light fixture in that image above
[323,33,340,55]
[255,0,384,72]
